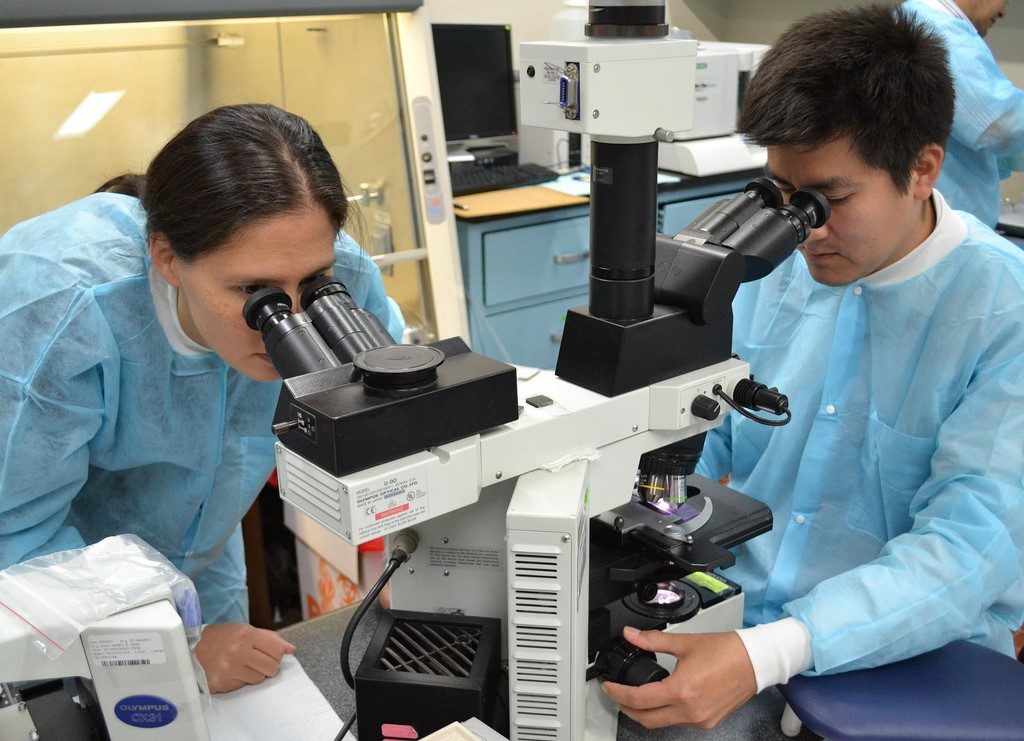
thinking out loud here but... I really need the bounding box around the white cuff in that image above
[735,617,814,692]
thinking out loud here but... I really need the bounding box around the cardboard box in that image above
[285,503,384,620]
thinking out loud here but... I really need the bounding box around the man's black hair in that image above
[738,3,954,193]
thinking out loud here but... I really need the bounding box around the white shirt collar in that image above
[149,268,212,356]
[860,189,967,287]
[915,0,975,29]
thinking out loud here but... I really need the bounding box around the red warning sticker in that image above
[375,503,410,521]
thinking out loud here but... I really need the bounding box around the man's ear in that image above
[910,143,944,200]
[149,233,182,287]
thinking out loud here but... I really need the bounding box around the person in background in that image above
[0,103,404,693]
[602,5,1024,728]
[904,0,1024,226]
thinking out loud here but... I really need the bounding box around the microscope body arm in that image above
[276,357,751,547]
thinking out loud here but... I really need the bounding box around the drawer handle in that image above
[550,332,563,343]
[553,250,589,265]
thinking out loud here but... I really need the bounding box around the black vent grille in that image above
[376,619,482,677]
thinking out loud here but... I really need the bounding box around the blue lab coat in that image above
[700,214,1024,673]
[0,194,404,623]
[905,0,1024,226]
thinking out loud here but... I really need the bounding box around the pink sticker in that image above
[381,725,419,740]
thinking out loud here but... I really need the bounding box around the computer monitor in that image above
[431,24,517,145]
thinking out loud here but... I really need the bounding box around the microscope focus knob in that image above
[691,394,721,421]
[599,639,670,686]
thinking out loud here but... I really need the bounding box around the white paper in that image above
[204,654,343,740]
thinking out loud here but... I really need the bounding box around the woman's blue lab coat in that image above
[0,194,404,623]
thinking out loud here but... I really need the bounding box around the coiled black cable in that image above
[713,383,792,427]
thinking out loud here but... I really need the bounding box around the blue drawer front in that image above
[660,193,740,236]
[472,293,587,369]
[482,216,590,306]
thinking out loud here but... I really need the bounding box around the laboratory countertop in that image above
[451,168,763,221]
[24,603,817,740]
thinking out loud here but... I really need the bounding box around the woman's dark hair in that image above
[738,3,954,193]
[96,104,348,259]
[94,173,146,197]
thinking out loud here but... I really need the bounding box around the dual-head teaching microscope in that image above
[0,3,827,740]
[246,3,828,740]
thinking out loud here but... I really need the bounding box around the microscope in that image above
[0,544,207,740]
[242,3,828,740]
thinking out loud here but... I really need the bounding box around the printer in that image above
[659,41,771,177]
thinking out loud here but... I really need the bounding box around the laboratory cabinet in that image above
[457,174,757,369]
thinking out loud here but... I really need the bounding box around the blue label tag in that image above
[114,695,178,728]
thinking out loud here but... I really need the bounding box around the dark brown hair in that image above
[738,3,954,193]
[96,104,348,259]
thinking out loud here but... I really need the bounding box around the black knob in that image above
[599,639,670,686]
[691,394,721,421]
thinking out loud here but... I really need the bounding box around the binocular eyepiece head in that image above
[242,275,440,390]
[705,178,831,282]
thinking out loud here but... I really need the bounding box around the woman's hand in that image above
[194,622,296,694]
[601,627,756,729]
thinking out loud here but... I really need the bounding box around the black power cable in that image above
[333,530,419,741]
[337,710,356,741]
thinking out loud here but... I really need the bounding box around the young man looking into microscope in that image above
[602,4,1024,729]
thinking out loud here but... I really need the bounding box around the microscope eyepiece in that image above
[300,274,356,312]
[746,176,784,210]
[300,276,396,363]
[241,284,341,378]
[243,286,293,332]
[783,189,831,232]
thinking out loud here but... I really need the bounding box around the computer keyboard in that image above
[450,163,561,197]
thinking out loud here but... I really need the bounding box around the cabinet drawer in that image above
[476,293,586,370]
[482,216,589,305]
[660,193,739,236]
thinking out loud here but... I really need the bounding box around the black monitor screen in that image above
[432,24,517,142]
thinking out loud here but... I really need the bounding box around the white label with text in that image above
[353,468,429,541]
[87,632,166,668]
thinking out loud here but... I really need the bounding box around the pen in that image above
[453,202,468,211]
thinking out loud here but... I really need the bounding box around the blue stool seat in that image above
[779,640,1024,740]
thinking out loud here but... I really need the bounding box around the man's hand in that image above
[601,627,756,729]
[194,622,296,694]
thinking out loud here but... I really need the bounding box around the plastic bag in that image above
[0,534,201,659]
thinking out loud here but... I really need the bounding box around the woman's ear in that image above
[149,233,182,287]
[910,143,944,201]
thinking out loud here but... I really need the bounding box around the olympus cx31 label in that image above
[114,695,178,728]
